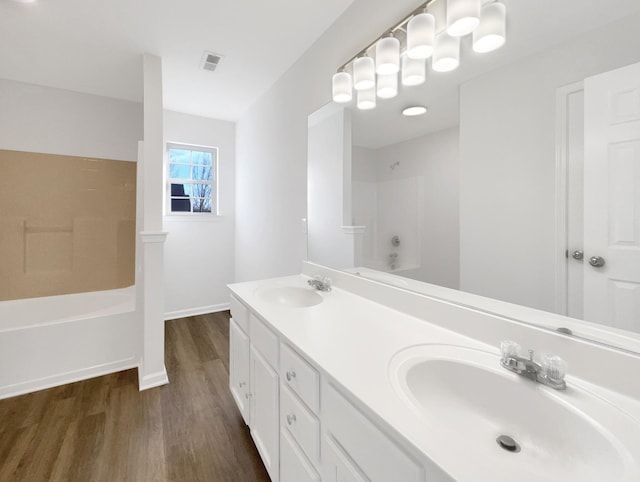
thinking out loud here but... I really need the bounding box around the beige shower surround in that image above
[0,149,136,301]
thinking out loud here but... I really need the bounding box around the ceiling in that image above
[0,0,354,121]
[351,0,640,149]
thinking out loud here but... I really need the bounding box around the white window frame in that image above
[166,142,219,216]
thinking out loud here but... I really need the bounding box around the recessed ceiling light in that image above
[402,106,427,117]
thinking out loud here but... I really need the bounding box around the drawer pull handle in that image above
[239,381,246,388]
[287,414,297,425]
[245,392,252,399]
[286,370,296,382]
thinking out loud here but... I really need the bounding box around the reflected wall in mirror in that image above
[307,0,640,352]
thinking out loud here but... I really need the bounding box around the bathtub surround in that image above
[0,149,136,301]
[351,126,460,288]
[139,54,169,391]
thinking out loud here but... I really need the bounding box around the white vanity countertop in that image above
[228,274,640,482]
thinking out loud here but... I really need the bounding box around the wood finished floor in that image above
[0,312,270,482]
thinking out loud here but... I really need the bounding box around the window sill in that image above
[164,213,226,223]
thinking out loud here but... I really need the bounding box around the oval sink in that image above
[258,286,323,308]
[389,344,640,481]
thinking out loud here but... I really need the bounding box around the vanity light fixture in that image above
[375,35,401,75]
[377,73,399,99]
[352,56,375,91]
[331,0,507,109]
[402,55,426,86]
[332,71,353,103]
[446,0,481,37]
[407,12,436,59]
[357,87,377,110]
[402,106,427,116]
[473,1,507,53]
[432,32,460,72]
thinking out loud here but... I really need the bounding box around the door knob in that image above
[571,250,584,260]
[589,256,606,267]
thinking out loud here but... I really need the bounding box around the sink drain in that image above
[496,435,521,453]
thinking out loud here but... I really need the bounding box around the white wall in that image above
[0,78,142,161]
[459,13,640,312]
[163,110,236,318]
[235,0,420,282]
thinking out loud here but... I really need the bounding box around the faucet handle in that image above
[500,340,520,360]
[541,354,567,383]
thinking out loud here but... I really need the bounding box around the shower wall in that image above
[0,149,136,301]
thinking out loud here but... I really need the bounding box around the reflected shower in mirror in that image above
[307,0,640,352]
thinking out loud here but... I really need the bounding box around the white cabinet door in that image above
[250,345,280,482]
[584,61,640,331]
[322,436,367,482]
[229,318,251,425]
[280,429,320,482]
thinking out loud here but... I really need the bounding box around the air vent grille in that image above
[201,51,223,72]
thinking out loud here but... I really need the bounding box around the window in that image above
[167,143,218,214]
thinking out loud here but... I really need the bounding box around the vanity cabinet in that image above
[229,293,426,482]
[279,343,321,481]
[250,344,279,481]
[323,383,424,482]
[229,318,251,424]
[229,296,279,481]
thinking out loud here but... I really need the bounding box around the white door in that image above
[280,430,320,482]
[229,319,251,425]
[250,345,280,482]
[583,61,640,331]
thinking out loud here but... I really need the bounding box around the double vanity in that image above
[228,262,640,481]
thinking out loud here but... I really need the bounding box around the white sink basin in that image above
[258,286,323,308]
[389,344,640,482]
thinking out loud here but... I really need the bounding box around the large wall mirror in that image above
[307,0,640,353]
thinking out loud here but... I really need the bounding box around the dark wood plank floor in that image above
[0,312,270,482]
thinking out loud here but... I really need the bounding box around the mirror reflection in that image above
[307,0,640,351]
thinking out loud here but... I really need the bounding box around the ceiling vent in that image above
[201,51,223,72]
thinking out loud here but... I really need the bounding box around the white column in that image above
[138,53,169,390]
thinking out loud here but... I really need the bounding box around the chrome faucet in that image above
[307,275,332,292]
[500,341,567,390]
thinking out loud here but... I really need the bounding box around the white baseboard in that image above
[138,366,169,391]
[0,358,138,401]
[164,302,230,321]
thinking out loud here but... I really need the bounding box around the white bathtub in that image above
[0,286,139,399]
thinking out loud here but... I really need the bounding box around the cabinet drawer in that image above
[281,428,320,482]
[250,314,278,369]
[230,295,249,333]
[324,383,424,482]
[281,344,319,413]
[281,384,320,466]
